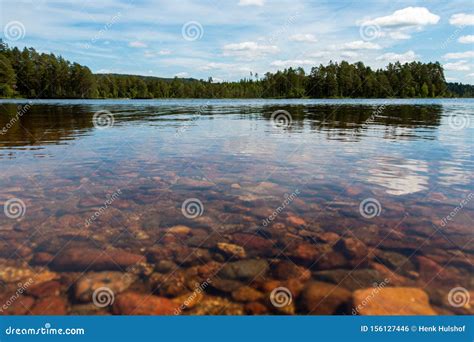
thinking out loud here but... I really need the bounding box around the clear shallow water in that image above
[0,99,472,315]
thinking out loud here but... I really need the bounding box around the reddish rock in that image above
[415,256,463,286]
[300,281,351,314]
[315,232,341,245]
[245,302,269,315]
[112,292,177,315]
[353,287,437,315]
[231,286,264,302]
[232,233,274,256]
[51,248,145,272]
[26,281,61,298]
[30,296,67,315]
[287,215,306,226]
[0,295,35,315]
[273,261,311,281]
[30,252,54,266]
[335,237,370,267]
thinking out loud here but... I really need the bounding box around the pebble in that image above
[217,242,246,259]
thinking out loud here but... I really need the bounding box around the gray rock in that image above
[218,259,269,280]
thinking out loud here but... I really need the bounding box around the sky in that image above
[1,0,473,83]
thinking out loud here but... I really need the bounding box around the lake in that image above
[0,99,472,315]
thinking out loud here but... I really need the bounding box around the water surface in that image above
[0,99,472,315]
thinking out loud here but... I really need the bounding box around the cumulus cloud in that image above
[223,41,278,59]
[238,0,264,6]
[270,59,316,67]
[288,34,317,43]
[376,50,418,63]
[129,41,147,48]
[458,35,474,44]
[359,7,439,41]
[444,61,470,71]
[343,40,381,50]
[360,7,440,28]
[449,13,474,26]
[443,51,474,59]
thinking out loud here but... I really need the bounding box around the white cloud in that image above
[144,49,172,58]
[343,40,381,50]
[458,35,474,44]
[360,7,440,28]
[468,73,474,77]
[444,61,470,71]
[449,13,474,26]
[288,34,317,43]
[175,72,189,77]
[238,0,264,6]
[223,41,278,59]
[129,41,147,48]
[387,31,411,40]
[340,51,359,58]
[270,59,316,67]
[443,51,474,59]
[376,50,418,63]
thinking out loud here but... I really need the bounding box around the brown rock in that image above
[335,237,370,267]
[300,281,352,314]
[0,295,35,315]
[273,261,311,281]
[232,233,274,256]
[415,256,463,286]
[232,286,264,302]
[287,215,306,226]
[353,287,437,315]
[26,281,61,298]
[30,296,67,315]
[31,252,54,266]
[51,248,145,271]
[315,232,341,245]
[167,225,191,235]
[217,242,246,259]
[245,302,269,315]
[112,292,178,315]
[74,272,136,302]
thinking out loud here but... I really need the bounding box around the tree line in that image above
[1,41,473,99]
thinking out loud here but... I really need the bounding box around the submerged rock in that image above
[74,272,136,302]
[217,242,246,259]
[353,287,437,315]
[51,248,145,271]
[112,292,178,315]
[218,259,269,280]
[300,281,351,314]
[231,286,264,302]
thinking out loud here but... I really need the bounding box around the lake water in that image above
[0,99,472,315]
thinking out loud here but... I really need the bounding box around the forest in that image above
[1,41,473,99]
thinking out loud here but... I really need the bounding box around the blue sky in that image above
[1,0,473,83]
